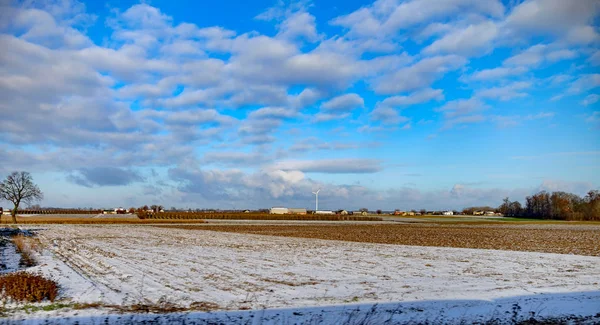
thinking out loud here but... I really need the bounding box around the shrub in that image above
[0,272,58,302]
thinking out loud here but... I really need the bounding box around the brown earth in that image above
[162,223,600,256]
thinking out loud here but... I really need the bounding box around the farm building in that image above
[337,210,348,215]
[473,210,484,216]
[270,207,289,214]
[485,211,496,216]
[354,211,368,216]
[289,208,307,215]
[315,210,334,215]
[443,211,454,215]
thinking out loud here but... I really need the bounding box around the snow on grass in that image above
[3,224,600,323]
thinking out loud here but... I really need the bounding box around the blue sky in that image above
[0,0,599,210]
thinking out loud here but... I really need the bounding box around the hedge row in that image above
[143,212,382,222]
[16,210,103,215]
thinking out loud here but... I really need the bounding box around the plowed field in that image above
[163,223,600,256]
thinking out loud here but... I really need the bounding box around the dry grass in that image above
[0,216,206,224]
[11,234,36,267]
[0,272,59,303]
[163,223,600,256]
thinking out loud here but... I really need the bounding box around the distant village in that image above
[267,207,501,216]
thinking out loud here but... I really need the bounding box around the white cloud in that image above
[248,107,299,119]
[332,0,504,37]
[370,107,409,125]
[581,94,600,106]
[321,93,364,112]
[567,74,600,95]
[271,158,382,174]
[476,81,531,100]
[312,112,351,123]
[437,98,490,118]
[443,115,486,129]
[503,0,600,44]
[503,44,546,66]
[588,51,600,66]
[423,21,498,56]
[468,66,527,81]
[378,88,444,107]
[372,55,467,94]
[546,49,578,62]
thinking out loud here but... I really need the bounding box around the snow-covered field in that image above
[4,224,600,324]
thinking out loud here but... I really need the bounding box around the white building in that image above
[443,211,454,215]
[270,207,289,214]
[315,210,334,215]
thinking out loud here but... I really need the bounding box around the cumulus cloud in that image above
[503,44,579,68]
[371,55,467,94]
[377,88,444,108]
[423,21,498,56]
[468,66,527,81]
[321,93,364,112]
[476,81,531,100]
[503,0,600,44]
[370,107,410,125]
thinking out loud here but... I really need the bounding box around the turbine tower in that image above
[312,189,320,212]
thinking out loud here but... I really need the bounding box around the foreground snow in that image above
[5,224,600,323]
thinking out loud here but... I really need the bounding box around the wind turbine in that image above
[312,189,320,212]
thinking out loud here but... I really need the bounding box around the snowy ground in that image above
[3,224,600,324]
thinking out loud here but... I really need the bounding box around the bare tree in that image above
[0,171,43,224]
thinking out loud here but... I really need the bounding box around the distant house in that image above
[243,210,251,213]
[270,207,289,214]
[473,210,484,216]
[289,208,307,215]
[393,210,405,216]
[354,211,368,216]
[443,211,454,216]
[407,211,416,216]
[484,211,495,216]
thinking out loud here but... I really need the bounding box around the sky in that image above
[0,0,599,211]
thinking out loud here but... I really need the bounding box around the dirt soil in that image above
[162,223,600,256]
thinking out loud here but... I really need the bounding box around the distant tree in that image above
[419,209,426,215]
[359,208,369,212]
[150,205,158,213]
[158,205,164,212]
[376,209,382,215]
[499,197,511,215]
[128,207,135,214]
[584,190,600,220]
[0,171,43,224]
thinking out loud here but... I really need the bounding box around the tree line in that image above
[499,190,600,221]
